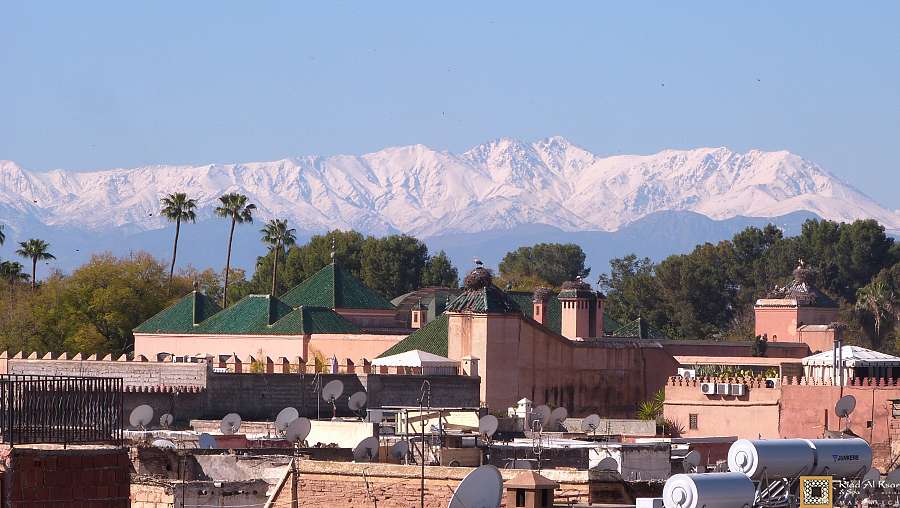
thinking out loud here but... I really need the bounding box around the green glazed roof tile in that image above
[134,291,221,333]
[280,263,395,310]
[377,314,449,358]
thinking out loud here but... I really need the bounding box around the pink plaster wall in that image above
[663,378,781,439]
[754,307,800,341]
[307,334,407,363]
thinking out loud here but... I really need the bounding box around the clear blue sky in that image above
[2,1,898,208]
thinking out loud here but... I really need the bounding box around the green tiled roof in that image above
[378,314,449,358]
[134,291,221,333]
[507,291,622,335]
[268,305,360,335]
[610,317,670,341]
[280,263,395,310]
[446,284,521,314]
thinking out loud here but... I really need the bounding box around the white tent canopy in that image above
[371,350,459,375]
[802,346,900,367]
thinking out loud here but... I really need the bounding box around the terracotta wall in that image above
[307,333,407,362]
[754,307,801,341]
[797,328,836,354]
[664,377,781,439]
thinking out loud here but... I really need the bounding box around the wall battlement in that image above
[667,375,900,389]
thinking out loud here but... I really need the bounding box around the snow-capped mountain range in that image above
[2,137,897,238]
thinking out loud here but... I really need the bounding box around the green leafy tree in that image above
[260,219,297,296]
[360,235,429,298]
[214,193,256,307]
[0,261,28,285]
[281,230,366,288]
[160,192,197,283]
[421,250,459,288]
[855,279,898,346]
[499,243,589,289]
[16,239,55,290]
[598,254,669,330]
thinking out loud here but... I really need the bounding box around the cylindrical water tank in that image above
[662,472,755,508]
[805,438,872,478]
[727,439,816,479]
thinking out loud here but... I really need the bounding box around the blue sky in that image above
[2,1,898,208]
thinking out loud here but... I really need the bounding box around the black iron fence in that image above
[0,375,123,446]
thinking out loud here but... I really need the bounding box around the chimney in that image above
[411,299,427,329]
[533,288,551,326]
[559,277,599,340]
[595,293,606,337]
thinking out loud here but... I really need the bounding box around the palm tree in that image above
[15,239,55,290]
[855,280,898,340]
[160,193,198,283]
[261,219,297,296]
[0,261,28,285]
[214,193,256,307]
[0,224,5,246]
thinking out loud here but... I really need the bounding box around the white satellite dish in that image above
[447,465,503,508]
[595,457,619,471]
[220,413,242,435]
[275,407,299,433]
[129,404,154,429]
[198,433,216,449]
[836,395,857,418]
[352,436,380,462]
[549,407,568,429]
[683,450,702,473]
[478,415,499,437]
[368,409,384,424]
[348,391,367,412]
[152,438,177,449]
[322,379,344,402]
[159,413,174,429]
[531,405,551,427]
[390,440,409,460]
[285,417,312,443]
[580,414,601,433]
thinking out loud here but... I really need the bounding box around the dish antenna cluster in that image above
[548,407,568,430]
[348,391,368,418]
[220,413,242,435]
[390,440,409,462]
[285,417,312,444]
[275,407,300,435]
[581,414,601,435]
[352,436,380,462]
[129,405,154,430]
[530,405,551,429]
[447,465,503,508]
[159,413,174,429]
[321,380,344,420]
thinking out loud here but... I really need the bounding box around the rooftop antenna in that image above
[581,414,601,437]
[129,404,154,430]
[330,236,336,262]
[312,372,323,420]
[683,450,702,473]
[353,436,380,462]
[549,406,568,431]
[284,417,312,445]
[152,438,177,449]
[159,413,174,429]
[198,433,216,449]
[531,404,551,429]
[531,418,545,473]
[275,407,300,435]
[322,380,344,420]
[447,465,503,508]
[596,457,619,472]
[836,395,857,429]
[418,379,432,508]
[391,440,410,464]
[348,391,368,418]
[220,413,242,435]
[479,414,498,465]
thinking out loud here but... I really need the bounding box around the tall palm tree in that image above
[261,219,297,296]
[160,193,198,283]
[215,193,256,307]
[15,239,55,290]
[855,280,898,339]
[0,261,28,285]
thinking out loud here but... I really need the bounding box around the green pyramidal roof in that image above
[134,291,222,333]
[378,314,449,358]
[280,263,396,310]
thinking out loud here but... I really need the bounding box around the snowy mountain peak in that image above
[0,139,897,240]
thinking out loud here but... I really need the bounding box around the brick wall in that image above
[3,446,130,507]
[267,460,589,508]
[4,357,207,388]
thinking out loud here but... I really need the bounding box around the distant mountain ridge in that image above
[0,138,897,278]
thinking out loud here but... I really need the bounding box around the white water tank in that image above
[662,472,755,508]
[727,439,816,479]
[805,438,872,478]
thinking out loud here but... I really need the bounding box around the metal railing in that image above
[0,374,123,446]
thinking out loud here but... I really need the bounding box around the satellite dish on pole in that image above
[129,405,154,429]
[352,436,380,462]
[447,465,503,508]
[683,450,702,473]
[275,407,299,434]
[531,405,551,428]
[159,413,174,429]
[198,433,216,449]
[478,415,499,437]
[285,417,312,444]
[595,457,619,471]
[220,413,242,435]
[581,414,601,434]
[322,380,344,402]
[152,438,177,449]
[836,395,857,418]
[549,407,568,430]
[390,440,409,461]
[348,391,368,412]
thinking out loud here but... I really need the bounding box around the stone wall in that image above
[2,445,130,507]
[3,354,208,387]
[266,460,589,508]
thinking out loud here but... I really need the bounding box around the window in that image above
[516,489,526,507]
[689,413,698,430]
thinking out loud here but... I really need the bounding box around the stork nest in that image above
[464,267,493,290]
[560,279,591,291]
